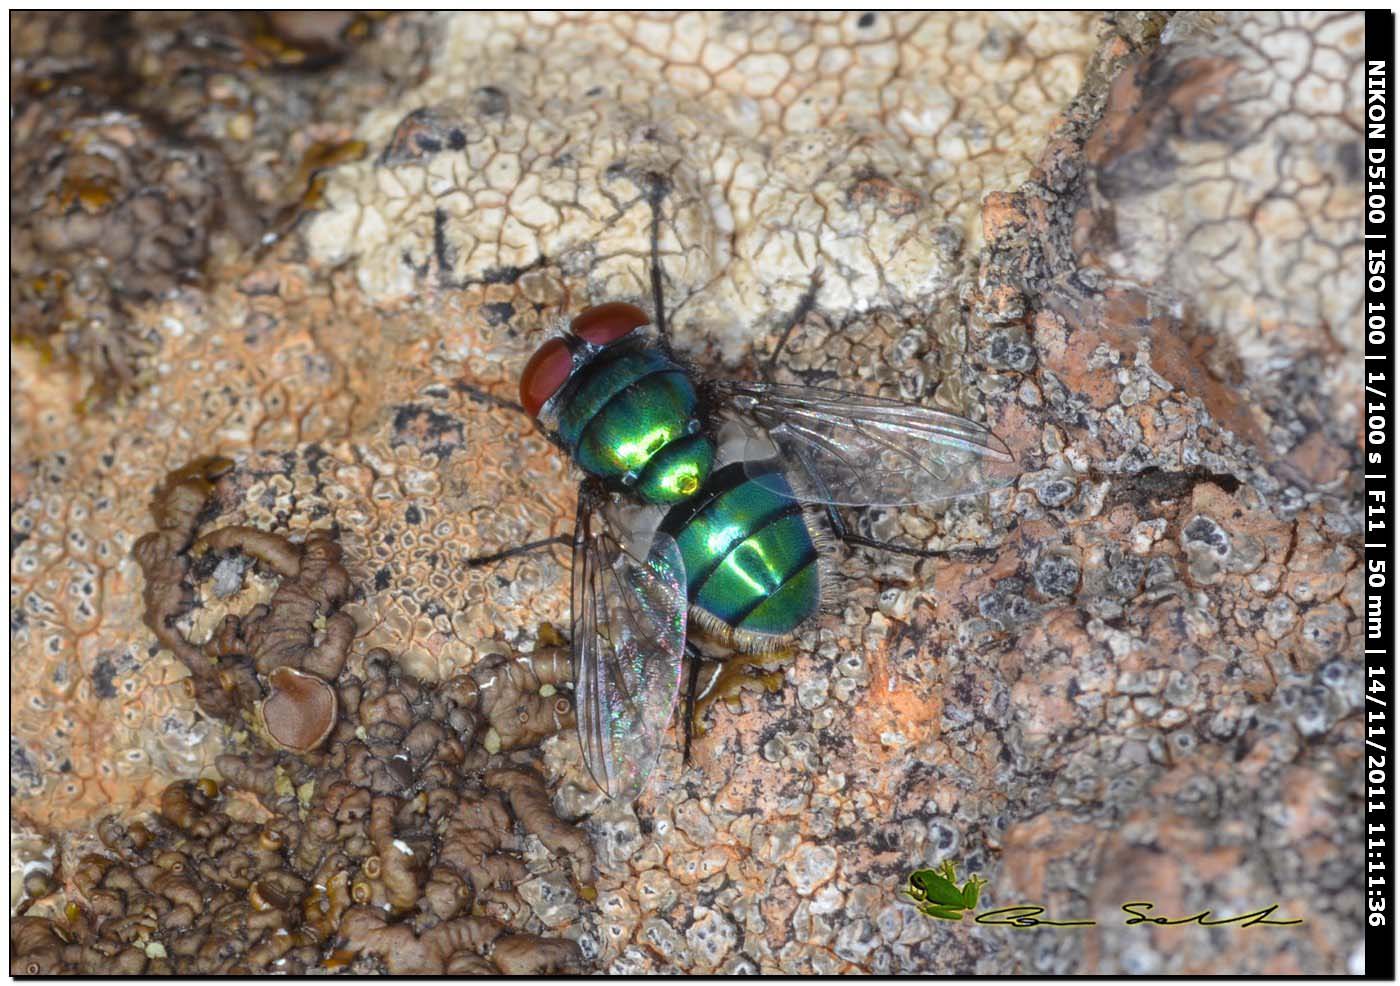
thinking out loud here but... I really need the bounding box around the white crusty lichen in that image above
[1087,11,1364,438]
[307,11,1100,358]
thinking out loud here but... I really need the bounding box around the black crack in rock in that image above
[1102,467,1242,512]
[471,84,510,118]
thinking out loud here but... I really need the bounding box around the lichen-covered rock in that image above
[306,11,1103,355]
[11,10,1362,975]
[9,97,251,386]
[991,12,1363,494]
[7,10,415,395]
[1080,13,1363,486]
[13,466,588,974]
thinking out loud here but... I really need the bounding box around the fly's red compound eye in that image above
[519,337,573,418]
[570,302,649,346]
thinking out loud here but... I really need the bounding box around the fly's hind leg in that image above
[682,642,705,766]
[464,533,572,568]
[819,498,996,562]
[684,647,788,762]
[791,444,994,562]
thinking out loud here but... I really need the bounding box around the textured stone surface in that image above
[1076,11,1364,488]
[11,10,1363,975]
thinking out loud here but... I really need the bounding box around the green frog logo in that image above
[902,860,988,921]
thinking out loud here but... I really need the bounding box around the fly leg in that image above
[681,641,706,766]
[455,381,524,415]
[820,502,995,561]
[456,386,549,566]
[794,444,994,562]
[466,480,604,568]
[761,271,822,381]
[464,534,572,568]
[684,653,786,764]
[644,171,673,345]
[646,173,821,379]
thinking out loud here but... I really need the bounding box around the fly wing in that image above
[717,380,1017,508]
[571,492,688,802]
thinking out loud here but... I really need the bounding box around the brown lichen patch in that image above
[8,10,426,397]
[486,765,595,885]
[337,907,581,975]
[9,99,251,390]
[10,916,75,976]
[259,667,337,754]
[12,483,590,974]
[131,457,239,719]
[470,648,576,753]
[212,530,356,681]
[130,461,360,740]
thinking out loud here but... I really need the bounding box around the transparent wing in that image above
[716,380,1017,508]
[571,491,688,802]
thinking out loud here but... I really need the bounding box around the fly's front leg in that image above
[762,271,823,381]
[454,381,525,415]
[467,479,606,569]
[643,170,673,345]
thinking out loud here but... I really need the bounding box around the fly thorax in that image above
[552,346,709,499]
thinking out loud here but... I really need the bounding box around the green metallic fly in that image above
[469,274,1017,802]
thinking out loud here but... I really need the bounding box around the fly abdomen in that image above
[660,461,822,650]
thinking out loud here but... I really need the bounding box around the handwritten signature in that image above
[902,866,1302,929]
[972,902,1303,929]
